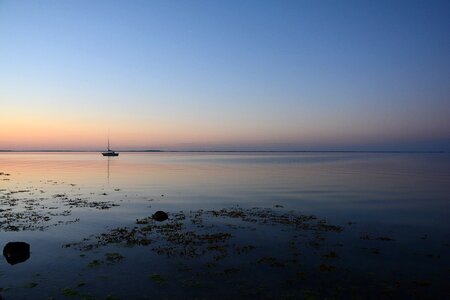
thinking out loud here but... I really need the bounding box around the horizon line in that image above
[0,149,448,154]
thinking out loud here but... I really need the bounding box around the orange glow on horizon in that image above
[2,108,449,150]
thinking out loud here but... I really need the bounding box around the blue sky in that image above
[0,0,449,150]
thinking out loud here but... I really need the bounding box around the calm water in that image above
[0,152,449,299]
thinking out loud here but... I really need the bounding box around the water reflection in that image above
[3,242,30,265]
[0,152,449,298]
[107,156,110,183]
[105,155,119,184]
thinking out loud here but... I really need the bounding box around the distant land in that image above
[0,150,447,154]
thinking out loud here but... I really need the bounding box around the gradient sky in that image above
[1,0,449,151]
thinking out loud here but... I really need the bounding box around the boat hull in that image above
[102,152,119,157]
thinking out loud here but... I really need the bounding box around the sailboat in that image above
[101,135,119,157]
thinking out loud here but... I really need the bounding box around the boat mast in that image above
[107,130,110,151]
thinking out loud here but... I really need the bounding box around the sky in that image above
[1,0,449,151]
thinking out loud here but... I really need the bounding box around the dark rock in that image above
[3,242,30,265]
[152,211,168,222]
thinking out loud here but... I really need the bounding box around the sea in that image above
[0,152,449,299]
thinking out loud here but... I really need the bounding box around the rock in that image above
[152,211,168,222]
[3,242,30,265]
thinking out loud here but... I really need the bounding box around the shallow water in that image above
[0,152,449,299]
